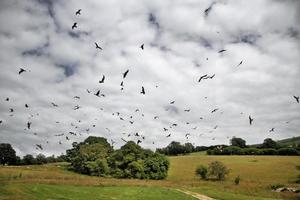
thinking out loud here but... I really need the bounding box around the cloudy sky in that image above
[0,0,299,156]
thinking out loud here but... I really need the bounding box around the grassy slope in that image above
[0,155,300,200]
[0,184,196,200]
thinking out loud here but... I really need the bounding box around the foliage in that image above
[230,137,246,148]
[66,137,169,180]
[261,138,279,149]
[234,175,241,185]
[277,147,299,155]
[195,165,208,179]
[0,143,17,165]
[208,161,230,181]
[22,154,36,165]
[156,141,196,156]
[223,146,242,155]
[36,154,47,164]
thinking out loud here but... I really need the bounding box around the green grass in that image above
[0,184,196,200]
[0,155,300,200]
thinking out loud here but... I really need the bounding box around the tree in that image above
[208,161,230,180]
[36,154,47,164]
[0,143,16,165]
[261,138,278,149]
[195,165,208,179]
[184,143,194,154]
[230,137,246,148]
[223,146,242,155]
[22,154,36,165]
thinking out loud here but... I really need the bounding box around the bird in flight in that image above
[294,96,299,103]
[154,116,159,119]
[36,144,43,150]
[269,128,275,132]
[249,115,254,125]
[170,101,175,104]
[51,102,58,107]
[166,133,171,137]
[74,96,80,99]
[75,9,81,15]
[163,128,168,131]
[5,98,9,101]
[236,60,243,67]
[95,90,100,97]
[140,86,145,95]
[211,108,219,113]
[9,108,14,112]
[99,75,105,83]
[184,109,190,112]
[140,44,144,50]
[86,89,91,93]
[198,74,208,82]
[218,49,226,53]
[72,22,77,29]
[73,105,80,110]
[27,122,31,129]
[19,68,26,74]
[123,70,129,79]
[95,42,103,50]
[25,104,29,108]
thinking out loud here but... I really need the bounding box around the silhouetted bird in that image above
[172,123,177,126]
[9,108,13,112]
[166,134,171,137]
[154,116,159,119]
[170,101,175,104]
[218,49,226,53]
[123,70,129,78]
[19,68,26,74]
[269,128,275,132]
[135,132,140,137]
[73,105,80,110]
[66,136,70,140]
[95,90,100,97]
[27,122,31,129]
[249,115,254,125]
[36,144,43,150]
[198,74,208,82]
[25,104,29,108]
[75,9,81,15]
[86,89,91,93]
[184,109,190,112]
[5,98,9,101]
[129,121,134,124]
[51,102,58,107]
[120,81,124,87]
[137,139,142,144]
[214,125,218,129]
[99,75,105,83]
[237,60,243,67]
[211,108,219,113]
[294,96,299,103]
[163,128,168,131]
[95,42,102,50]
[0,120,2,124]
[135,109,139,112]
[141,86,145,95]
[72,22,77,29]
[140,44,144,50]
[74,96,80,99]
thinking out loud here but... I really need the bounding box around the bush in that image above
[260,148,277,155]
[208,161,230,180]
[241,148,261,155]
[277,148,299,155]
[195,165,208,179]
[223,146,242,155]
[234,175,241,185]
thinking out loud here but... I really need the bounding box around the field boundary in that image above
[176,189,216,200]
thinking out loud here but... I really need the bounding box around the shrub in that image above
[277,148,299,155]
[195,165,208,179]
[260,148,277,155]
[223,146,242,155]
[208,161,230,180]
[234,175,241,185]
[241,148,261,155]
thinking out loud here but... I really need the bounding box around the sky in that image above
[0,0,299,156]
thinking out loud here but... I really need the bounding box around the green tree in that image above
[0,143,17,165]
[208,161,230,180]
[22,154,36,165]
[195,165,208,179]
[261,138,278,149]
[230,137,246,148]
[36,154,47,164]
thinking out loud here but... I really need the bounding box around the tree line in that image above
[0,143,66,166]
[156,137,300,156]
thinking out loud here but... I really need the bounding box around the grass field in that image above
[0,153,299,200]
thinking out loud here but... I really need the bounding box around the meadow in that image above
[0,153,299,200]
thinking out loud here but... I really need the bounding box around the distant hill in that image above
[250,136,300,148]
[277,136,300,147]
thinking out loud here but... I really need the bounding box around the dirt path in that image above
[176,189,216,200]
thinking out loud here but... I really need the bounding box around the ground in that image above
[0,153,299,200]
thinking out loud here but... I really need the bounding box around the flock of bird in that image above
[0,8,299,152]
